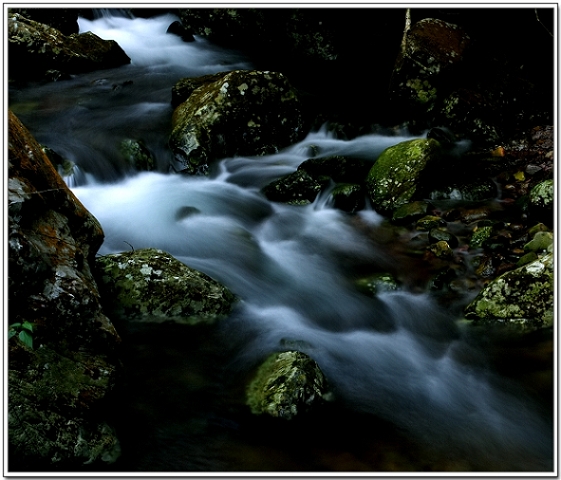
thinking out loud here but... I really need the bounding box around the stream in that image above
[8,10,553,473]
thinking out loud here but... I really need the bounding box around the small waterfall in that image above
[10,9,553,472]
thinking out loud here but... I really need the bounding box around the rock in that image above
[428,227,458,248]
[169,70,304,174]
[529,179,554,212]
[464,252,554,328]
[166,20,195,42]
[428,240,454,258]
[428,178,497,202]
[8,12,130,83]
[391,200,431,224]
[416,215,445,231]
[524,231,554,253]
[246,351,331,420]
[8,110,121,468]
[262,169,325,205]
[390,18,471,130]
[95,248,236,325]
[366,138,443,215]
[469,224,495,249]
[298,156,371,185]
[330,183,365,213]
[355,273,399,297]
[118,139,156,172]
[8,7,83,35]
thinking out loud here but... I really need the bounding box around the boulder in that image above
[464,252,554,328]
[246,351,331,420]
[169,70,305,174]
[95,248,236,326]
[366,138,443,215]
[8,12,130,83]
[389,14,553,146]
[389,17,471,130]
[8,110,121,468]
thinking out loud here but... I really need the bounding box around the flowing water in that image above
[8,11,554,473]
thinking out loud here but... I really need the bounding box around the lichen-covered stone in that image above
[469,224,495,249]
[529,179,554,210]
[464,252,554,328]
[95,248,235,325]
[169,70,304,174]
[366,138,442,214]
[8,109,121,468]
[246,351,331,420]
[8,12,130,82]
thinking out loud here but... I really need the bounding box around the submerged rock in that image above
[8,110,121,468]
[366,138,443,214]
[95,248,236,325]
[169,70,304,174]
[464,252,554,328]
[355,273,399,297]
[246,351,331,420]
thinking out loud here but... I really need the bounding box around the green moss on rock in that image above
[95,248,235,325]
[246,351,330,420]
[529,179,554,210]
[169,70,304,174]
[464,252,554,328]
[366,138,442,214]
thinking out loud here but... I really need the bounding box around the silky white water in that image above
[10,11,553,471]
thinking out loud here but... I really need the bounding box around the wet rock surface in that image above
[246,351,331,420]
[170,70,305,174]
[8,110,121,469]
[8,12,130,83]
[95,248,236,326]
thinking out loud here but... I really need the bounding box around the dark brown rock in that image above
[8,109,121,469]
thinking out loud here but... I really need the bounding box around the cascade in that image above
[8,10,553,472]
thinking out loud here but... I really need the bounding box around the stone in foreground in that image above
[246,350,331,420]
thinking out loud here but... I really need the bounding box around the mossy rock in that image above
[469,224,495,249]
[464,252,554,328]
[366,138,442,215]
[95,248,235,325]
[529,179,554,209]
[524,231,554,253]
[246,351,331,420]
[355,272,399,297]
[169,70,304,174]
